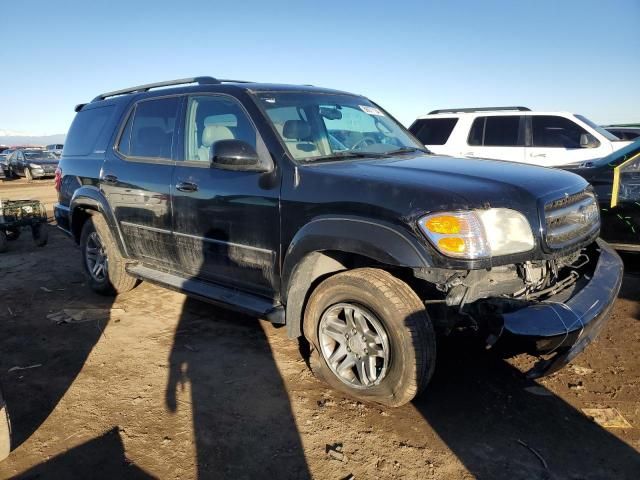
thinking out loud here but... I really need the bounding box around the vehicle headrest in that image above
[202,125,234,148]
[283,120,311,140]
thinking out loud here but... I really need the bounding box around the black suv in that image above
[55,77,623,407]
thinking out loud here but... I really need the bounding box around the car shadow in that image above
[0,226,112,451]
[11,427,153,479]
[412,333,640,480]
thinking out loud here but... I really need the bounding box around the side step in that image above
[126,264,285,324]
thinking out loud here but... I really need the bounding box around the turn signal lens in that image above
[425,215,462,234]
[438,237,466,253]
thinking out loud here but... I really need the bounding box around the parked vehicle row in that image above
[54,77,623,407]
[409,107,632,167]
[2,150,59,180]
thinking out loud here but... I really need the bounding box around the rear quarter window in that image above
[410,118,458,145]
[63,105,115,156]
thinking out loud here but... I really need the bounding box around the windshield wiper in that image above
[383,146,429,155]
[301,151,389,162]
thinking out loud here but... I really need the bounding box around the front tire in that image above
[0,231,7,253]
[80,214,137,295]
[24,168,32,181]
[303,268,436,407]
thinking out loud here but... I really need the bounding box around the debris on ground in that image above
[582,408,632,428]
[523,385,553,397]
[516,439,548,471]
[47,308,126,324]
[40,286,53,292]
[6,307,14,317]
[8,364,42,373]
[326,443,348,462]
[571,365,594,376]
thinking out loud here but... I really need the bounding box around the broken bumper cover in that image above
[501,239,623,378]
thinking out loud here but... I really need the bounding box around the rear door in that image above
[526,115,611,166]
[464,115,527,163]
[101,95,181,268]
[171,94,280,297]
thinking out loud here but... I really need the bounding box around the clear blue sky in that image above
[1,0,638,135]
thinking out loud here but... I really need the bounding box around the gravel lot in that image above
[0,179,638,479]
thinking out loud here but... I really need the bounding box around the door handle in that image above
[530,153,547,158]
[176,181,198,193]
[102,174,118,184]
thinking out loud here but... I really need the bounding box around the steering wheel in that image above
[351,136,377,151]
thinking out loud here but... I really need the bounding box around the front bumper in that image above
[498,239,623,378]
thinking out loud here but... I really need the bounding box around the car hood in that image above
[301,153,588,217]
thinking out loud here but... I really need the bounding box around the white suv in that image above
[409,107,631,167]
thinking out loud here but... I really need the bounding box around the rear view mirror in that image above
[320,107,342,120]
[211,140,265,171]
[580,133,599,149]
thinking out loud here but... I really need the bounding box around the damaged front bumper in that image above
[495,239,623,378]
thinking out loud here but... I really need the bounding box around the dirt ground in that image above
[0,178,638,479]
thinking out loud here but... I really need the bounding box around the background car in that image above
[604,125,640,141]
[409,107,632,166]
[563,138,640,252]
[0,149,14,178]
[45,143,64,157]
[7,149,59,180]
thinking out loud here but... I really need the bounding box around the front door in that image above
[171,94,280,298]
[525,115,611,166]
[101,95,181,267]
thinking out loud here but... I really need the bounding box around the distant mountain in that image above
[0,131,66,147]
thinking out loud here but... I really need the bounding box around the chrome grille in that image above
[544,190,600,249]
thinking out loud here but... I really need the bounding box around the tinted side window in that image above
[468,118,485,146]
[127,97,180,159]
[467,116,523,146]
[117,109,135,156]
[532,116,589,148]
[483,116,522,146]
[64,105,115,156]
[410,118,458,145]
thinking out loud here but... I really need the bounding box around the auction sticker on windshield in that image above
[359,105,384,116]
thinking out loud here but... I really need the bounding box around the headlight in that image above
[618,156,640,203]
[29,163,44,169]
[418,208,535,259]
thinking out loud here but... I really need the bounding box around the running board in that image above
[126,264,285,324]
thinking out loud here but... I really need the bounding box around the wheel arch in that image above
[282,216,433,338]
[70,186,128,257]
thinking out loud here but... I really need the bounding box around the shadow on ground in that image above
[12,428,152,479]
[413,334,640,480]
[164,297,310,479]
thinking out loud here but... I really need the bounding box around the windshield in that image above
[255,92,425,162]
[575,114,621,142]
[24,151,58,160]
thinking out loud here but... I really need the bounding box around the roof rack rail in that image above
[428,106,530,114]
[91,76,253,101]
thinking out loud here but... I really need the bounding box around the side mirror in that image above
[580,133,599,149]
[211,139,265,171]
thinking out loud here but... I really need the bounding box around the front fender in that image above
[70,186,129,257]
[281,216,434,338]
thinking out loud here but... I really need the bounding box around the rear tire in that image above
[80,214,137,295]
[31,223,48,247]
[303,268,436,407]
